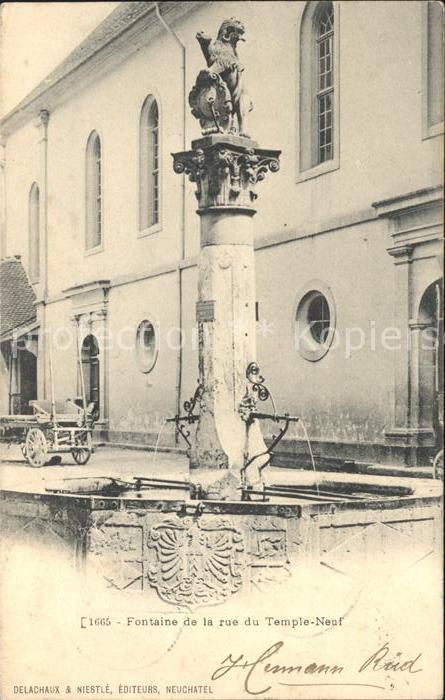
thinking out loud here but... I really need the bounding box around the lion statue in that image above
[194,18,253,137]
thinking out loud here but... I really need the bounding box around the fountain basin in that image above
[1,472,441,607]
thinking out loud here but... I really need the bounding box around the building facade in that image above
[0,0,443,466]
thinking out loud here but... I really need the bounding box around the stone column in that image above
[409,320,436,443]
[387,244,413,429]
[408,321,426,429]
[384,245,414,462]
[385,244,433,464]
[70,314,82,398]
[173,136,280,472]
[9,342,20,414]
[94,307,109,436]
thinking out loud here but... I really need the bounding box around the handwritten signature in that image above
[211,641,423,695]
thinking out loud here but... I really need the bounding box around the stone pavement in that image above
[0,443,441,500]
[0,444,188,495]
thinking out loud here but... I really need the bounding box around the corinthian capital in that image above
[173,135,280,211]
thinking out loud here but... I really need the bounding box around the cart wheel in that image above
[72,431,93,465]
[25,427,48,467]
[21,443,27,458]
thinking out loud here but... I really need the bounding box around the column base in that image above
[384,427,436,467]
[190,468,241,500]
[93,420,109,441]
[384,427,436,445]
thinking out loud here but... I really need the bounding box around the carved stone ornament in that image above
[189,70,232,136]
[147,516,244,608]
[173,137,280,210]
[192,18,252,136]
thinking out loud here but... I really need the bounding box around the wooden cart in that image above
[0,399,94,467]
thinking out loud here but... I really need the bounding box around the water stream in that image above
[299,418,320,498]
[149,418,169,470]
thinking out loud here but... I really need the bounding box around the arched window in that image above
[298,1,339,180]
[423,1,444,137]
[85,131,102,250]
[28,183,40,281]
[139,96,160,231]
[316,3,334,163]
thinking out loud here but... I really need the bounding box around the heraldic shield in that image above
[147,516,245,608]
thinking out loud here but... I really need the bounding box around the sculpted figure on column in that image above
[190,18,252,137]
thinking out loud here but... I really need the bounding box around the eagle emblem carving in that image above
[147,517,244,608]
[189,18,253,137]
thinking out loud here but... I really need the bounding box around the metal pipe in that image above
[39,111,50,400]
[154,3,187,444]
[174,266,183,446]
[264,489,343,503]
[40,110,50,302]
[252,412,299,422]
[135,476,189,486]
[270,485,365,501]
[154,3,186,153]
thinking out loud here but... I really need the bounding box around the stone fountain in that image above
[170,17,295,501]
[0,19,442,609]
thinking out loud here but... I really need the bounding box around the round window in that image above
[307,293,330,344]
[295,284,336,362]
[136,320,158,373]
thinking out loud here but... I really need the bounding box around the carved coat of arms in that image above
[147,517,244,608]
